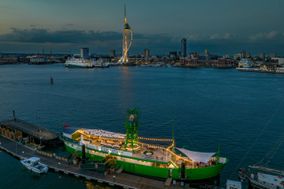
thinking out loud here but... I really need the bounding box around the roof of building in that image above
[0,119,58,141]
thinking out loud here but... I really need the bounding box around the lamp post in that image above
[40,137,42,149]
[16,140,18,154]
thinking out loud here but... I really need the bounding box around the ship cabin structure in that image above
[0,119,60,149]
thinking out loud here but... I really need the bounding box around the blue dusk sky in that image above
[0,0,284,55]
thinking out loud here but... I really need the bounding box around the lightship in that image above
[62,109,227,181]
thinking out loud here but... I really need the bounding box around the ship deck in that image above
[81,137,172,163]
[132,146,170,163]
[76,129,173,163]
[72,128,220,169]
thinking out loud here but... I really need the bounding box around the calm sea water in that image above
[0,64,284,188]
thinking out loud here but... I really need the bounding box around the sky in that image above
[0,0,284,55]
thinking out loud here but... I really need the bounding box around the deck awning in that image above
[176,148,215,163]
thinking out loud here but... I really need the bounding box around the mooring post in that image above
[50,76,54,85]
[82,144,86,164]
[12,110,16,121]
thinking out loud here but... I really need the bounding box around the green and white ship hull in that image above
[63,138,226,180]
[62,109,227,181]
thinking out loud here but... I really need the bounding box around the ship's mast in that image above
[124,109,139,151]
[172,125,175,148]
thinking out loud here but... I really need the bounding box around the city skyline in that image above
[0,0,284,55]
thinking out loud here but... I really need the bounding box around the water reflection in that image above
[85,181,112,189]
[85,181,95,189]
[119,67,134,110]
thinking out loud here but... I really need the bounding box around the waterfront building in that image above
[143,48,150,61]
[118,5,133,64]
[169,51,178,60]
[181,38,187,58]
[272,57,284,67]
[240,50,251,59]
[190,52,199,59]
[80,48,89,59]
[0,55,19,64]
[205,49,209,60]
[29,55,49,64]
[238,58,254,68]
[110,49,116,58]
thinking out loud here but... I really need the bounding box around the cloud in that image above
[0,28,174,44]
[1,28,284,55]
[181,33,236,41]
[209,33,234,40]
[1,28,282,46]
[0,28,123,43]
[249,31,280,41]
[0,28,176,53]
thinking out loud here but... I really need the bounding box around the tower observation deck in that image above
[118,5,133,64]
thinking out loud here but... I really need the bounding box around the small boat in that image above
[239,165,284,189]
[237,58,254,68]
[20,157,48,174]
[94,59,110,68]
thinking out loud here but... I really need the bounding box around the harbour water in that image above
[0,64,284,189]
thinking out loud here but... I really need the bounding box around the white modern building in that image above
[80,48,89,59]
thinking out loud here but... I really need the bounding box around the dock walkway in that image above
[0,135,189,189]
